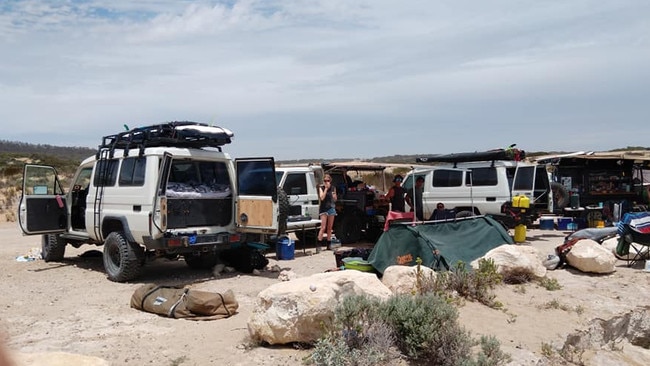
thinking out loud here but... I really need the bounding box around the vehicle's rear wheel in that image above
[336,213,362,244]
[184,252,218,270]
[103,232,143,282]
[41,234,66,262]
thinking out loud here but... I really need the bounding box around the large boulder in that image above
[566,240,617,274]
[247,270,392,345]
[471,244,546,278]
[381,265,436,295]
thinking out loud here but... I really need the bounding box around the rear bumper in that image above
[142,232,238,251]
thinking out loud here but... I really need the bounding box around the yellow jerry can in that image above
[512,195,530,209]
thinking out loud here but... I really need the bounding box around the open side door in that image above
[512,165,536,200]
[236,157,279,234]
[18,164,68,235]
[150,153,172,239]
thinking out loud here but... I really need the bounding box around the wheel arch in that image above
[101,216,136,243]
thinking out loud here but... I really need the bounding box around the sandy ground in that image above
[1,221,650,366]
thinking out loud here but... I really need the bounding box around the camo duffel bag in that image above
[130,284,238,320]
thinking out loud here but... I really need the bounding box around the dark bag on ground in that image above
[219,245,269,273]
[130,284,238,320]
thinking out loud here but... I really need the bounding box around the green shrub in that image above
[418,259,502,308]
[537,277,562,291]
[309,293,510,366]
[308,295,398,366]
[381,293,473,364]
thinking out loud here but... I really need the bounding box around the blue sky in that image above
[1,0,649,160]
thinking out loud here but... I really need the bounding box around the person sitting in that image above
[429,202,453,220]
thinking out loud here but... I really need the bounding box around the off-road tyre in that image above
[103,231,143,282]
[551,182,569,210]
[184,252,218,270]
[336,212,363,244]
[277,187,289,235]
[41,234,66,262]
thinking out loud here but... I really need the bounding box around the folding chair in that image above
[615,212,650,267]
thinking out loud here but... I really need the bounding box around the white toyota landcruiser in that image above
[18,122,285,282]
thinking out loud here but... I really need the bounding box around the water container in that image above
[276,235,295,260]
[512,195,530,209]
[514,224,527,243]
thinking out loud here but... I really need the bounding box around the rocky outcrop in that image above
[247,270,391,345]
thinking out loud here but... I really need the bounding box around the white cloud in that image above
[1,0,649,159]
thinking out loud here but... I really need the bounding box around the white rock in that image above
[566,240,617,274]
[248,270,392,345]
[381,265,436,294]
[471,244,546,278]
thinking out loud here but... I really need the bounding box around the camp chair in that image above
[615,212,650,267]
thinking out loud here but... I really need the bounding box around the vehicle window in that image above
[119,157,146,186]
[93,159,119,187]
[402,175,413,191]
[432,170,462,187]
[169,160,230,188]
[275,172,284,186]
[237,160,276,196]
[469,167,497,186]
[24,165,65,195]
[74,167,93,189]
[514,166,535,190]
[283,173,307,195]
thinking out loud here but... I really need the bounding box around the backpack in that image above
[130,284,238,320]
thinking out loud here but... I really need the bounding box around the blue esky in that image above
[1,0,649,160]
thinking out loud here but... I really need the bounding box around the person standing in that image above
[406,176,425,220]
[385,174,406,212]
[317,174,337,250]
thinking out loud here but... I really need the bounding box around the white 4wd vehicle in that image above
[406,149,551,227]
[18,122,285,282]
[275,165,323,236]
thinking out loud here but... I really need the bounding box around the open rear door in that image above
[235,157,279,234]
[150,153,172,239]
[18,164,68,235]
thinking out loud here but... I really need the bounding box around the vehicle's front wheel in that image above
[103,232,143,282]
[41,234,66,262]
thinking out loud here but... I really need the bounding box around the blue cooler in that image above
[276,235,295,260]
[539,217,555,230]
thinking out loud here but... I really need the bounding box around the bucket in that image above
[645,260,650,273]
[596,220,605,228]
[557,218,572,230]
[276,235,295,260]
[514,224,526,243]
[539,217,554,230]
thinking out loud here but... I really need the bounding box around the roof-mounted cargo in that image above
[99,121,234,153]
[416,146,526,165]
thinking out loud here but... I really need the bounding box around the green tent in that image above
[367,216,514,274]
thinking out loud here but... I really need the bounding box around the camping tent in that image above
[368,216,514,274]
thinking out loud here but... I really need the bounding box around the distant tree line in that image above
[0,140,95,163]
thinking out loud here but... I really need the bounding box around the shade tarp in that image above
[368,216,514,274]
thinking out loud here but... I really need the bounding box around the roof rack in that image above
[98,121,234,155]
[416,146,526,164]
